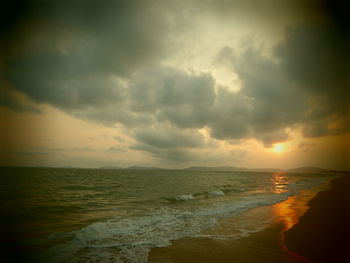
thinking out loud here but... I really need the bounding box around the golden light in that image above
[273,143,284,153]
[271,172,288,194]
[273,196,298,231]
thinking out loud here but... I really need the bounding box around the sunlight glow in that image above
[273,143,284,153]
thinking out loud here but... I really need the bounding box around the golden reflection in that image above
[271,172,288,194]
[271,173,298,230]
[274,195,312,261]
[273,196,298,231]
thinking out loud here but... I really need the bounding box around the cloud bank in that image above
[1,0,348,162]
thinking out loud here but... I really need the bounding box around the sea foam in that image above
[175,194,194,201]
[209,190,225,196]
[53,192,294,263]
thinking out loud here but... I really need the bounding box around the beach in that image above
[2,0,348,261]
[284,174,350,263]
[0,168,342,262]
[149,224,300,263]
[150,174,349,263]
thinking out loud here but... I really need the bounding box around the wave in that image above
[51,191,293,263]
[48,175,334,263]
[208,190,225,196]
[175,194,195,201]
[163,185,247,203]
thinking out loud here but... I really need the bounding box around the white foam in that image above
[175,194,194,201]
[51,191,295,263]
[49,175,335,263]
[209,190,225,196]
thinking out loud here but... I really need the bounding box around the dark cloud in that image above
[134,127,205,149]
[209,48,295,146]
[1,0,348,163]
[274,21,349,137]
[131,127,206,162]
[207,87,251,140]
[1,0,173,114]
[0,85,41,113]
[207,87,290,147]
[2,0,169,68]
[132,144,194,163]
[9,53,126,109]
[127,64,290,147]
[128,67,215,128]
[215,10,349,142]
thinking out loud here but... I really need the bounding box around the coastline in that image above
[149,176,342,263]
[149,223,301,263]
[1,171,344,262]
[284,174,350,263]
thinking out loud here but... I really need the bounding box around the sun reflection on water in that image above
[271,172,289,194]
[271,173,299,230]
[273,196,299,230]
[274,193,313,262]
[271,173,323,262]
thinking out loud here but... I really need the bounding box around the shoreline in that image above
[284,174,350,263]
[149,176,340,263]
[149,223,302,263]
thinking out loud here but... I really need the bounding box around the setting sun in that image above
[273,144,284,153]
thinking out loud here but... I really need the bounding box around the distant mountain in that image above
[185,166,248,171]
[184,166,329,173]
[286,166,331,173]
[99,166,165,170]
[100,166,124,170]
[127,166,165,170]
[59,165,79,169]
[97,165,337,173]
[249,168,284,173]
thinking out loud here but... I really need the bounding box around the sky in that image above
[1,0,349,169]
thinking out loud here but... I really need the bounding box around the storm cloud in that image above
[2,0,173,116]
[275,21,349,137]
[128,67,215,129]
[131,126,207,162]
[1,0,348,162]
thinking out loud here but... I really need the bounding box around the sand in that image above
[149,224,302,263]
[149,174,350,263]
[284,174,350,263]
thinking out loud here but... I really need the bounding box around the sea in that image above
[0,167,336,263]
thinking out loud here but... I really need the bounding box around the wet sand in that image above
[149,223,303,263]
[149,175,349,263]
[284,174,350,263]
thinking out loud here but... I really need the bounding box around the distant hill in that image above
[249,168,284,173]
[100,166,124,170]
[184,166,284,172]
[185,166,337,173]
[59,165,79,169]
[286,166,332,173]
[99,166,164,170]
[127,166,165,170]
[97,165,338,173]
[185,166,248,171]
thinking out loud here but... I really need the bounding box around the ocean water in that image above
[0,167,335,262]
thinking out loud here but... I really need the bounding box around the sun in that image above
[273,143,284,153]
